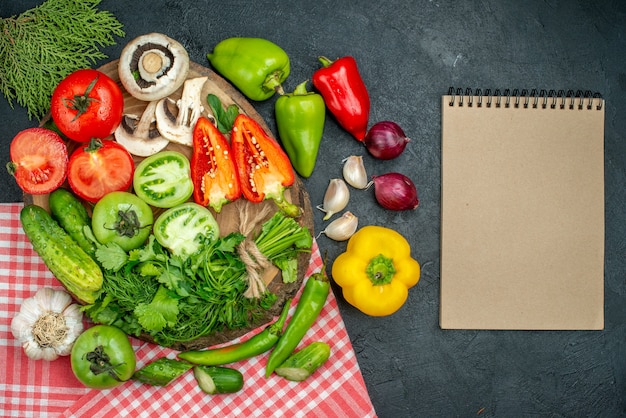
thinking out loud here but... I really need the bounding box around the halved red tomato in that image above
[67,138,135,203]
[7,128,68,195]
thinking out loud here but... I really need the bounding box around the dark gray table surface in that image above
[2,1,625,416]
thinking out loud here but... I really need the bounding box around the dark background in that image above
[2,1,625,416]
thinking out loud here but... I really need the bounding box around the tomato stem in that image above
[6,161,17,177]
[84,345,126,382]
[107,209,151,238]
[63,76,100,122]
[84,137,104,152]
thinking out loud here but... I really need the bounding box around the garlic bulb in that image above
[318,211,358,241]
[11,287,84,361]
[342,156,368,189]
[316,178,350,221]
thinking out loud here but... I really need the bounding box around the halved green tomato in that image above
[133,151,194,208]
[153,202,219,259]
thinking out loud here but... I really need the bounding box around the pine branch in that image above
[0,0,125,120]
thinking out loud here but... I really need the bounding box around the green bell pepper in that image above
[207,37,290,101]
[275,80,325,178]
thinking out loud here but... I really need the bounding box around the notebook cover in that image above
[440,92,605,330]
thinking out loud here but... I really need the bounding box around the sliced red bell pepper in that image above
[312,56,370,141]
[231,113,301,217]
[191,116,241,212]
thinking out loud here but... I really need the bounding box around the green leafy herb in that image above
[85,211,312,347]
[86,232,274,346]
[254,212,312,283]
[0,0,125,120]
[134,286,179,333]
[207,94,239,133]
[95,242,128,272]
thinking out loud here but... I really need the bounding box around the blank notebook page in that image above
[440,91,605,330]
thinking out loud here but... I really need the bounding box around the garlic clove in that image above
[316,178,350,221]
[45,287,73,312]
[17,297,42,322]
[62,304,85,342]
[23,339,50,361]
[41,346,61,361]
[318,211,359,241]
[342,155,369,189]
[11,315,33,341]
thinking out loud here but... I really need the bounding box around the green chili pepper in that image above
[275,80,326,178]
[265,265,330,377]
[207,37,290,101]
[177,300,291,366]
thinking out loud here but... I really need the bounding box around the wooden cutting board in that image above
[26,60,314,351]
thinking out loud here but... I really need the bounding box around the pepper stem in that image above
[263,70,285,96]
[268,299,291,336]
[293,80,310,96]
[365,254,396,286]
[317,56,335,68]
[272,193,302,218]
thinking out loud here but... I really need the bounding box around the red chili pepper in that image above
[312,56,370,141]
[231,113,301,217]
[191,116,242,212]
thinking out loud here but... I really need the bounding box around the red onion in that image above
[371,172,419,210]
[364,121,410,160]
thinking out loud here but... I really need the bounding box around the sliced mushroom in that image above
[114,101,170,157]
[118,33,190,101]
[155,76,208,147]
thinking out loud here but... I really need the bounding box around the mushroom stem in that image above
[114,100,170,157]
[155,76,208,146]
[136,101,159,137]
[142,52,163,74]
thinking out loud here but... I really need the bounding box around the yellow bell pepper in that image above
[331,225,420,316]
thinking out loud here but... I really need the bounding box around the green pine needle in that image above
[0,0,125,120]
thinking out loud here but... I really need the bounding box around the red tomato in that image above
[51,69,124,143]
[7,128,68,194]
[67,139,135,203]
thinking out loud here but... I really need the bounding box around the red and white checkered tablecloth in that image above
[0,203,376,418]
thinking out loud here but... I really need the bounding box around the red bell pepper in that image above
[231,113,301,217]
[191,116,242,212]
[312,56,370,141]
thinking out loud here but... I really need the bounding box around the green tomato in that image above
[133,151,194,208]
[92,191,153,251]
[153,202,219,259]
[70,325,136,389]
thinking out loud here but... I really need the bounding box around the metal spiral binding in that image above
[447,87,603,110]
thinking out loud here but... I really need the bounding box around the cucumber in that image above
[133,357,193,386]
[20,204,103,304]
[274,341,331,382]
[49,188,97,258]
[193,366,244,394]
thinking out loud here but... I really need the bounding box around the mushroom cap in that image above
[118,33,190,102]
[114,101,170,157]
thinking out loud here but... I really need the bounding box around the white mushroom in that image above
[114,101,170,157]
[155,76,208,147]
[118,33,190,101]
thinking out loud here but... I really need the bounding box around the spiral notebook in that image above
[440,88,605,330]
